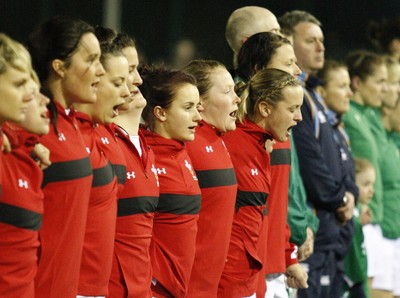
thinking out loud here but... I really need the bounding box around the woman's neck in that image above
[351,93,364,106]
[48,77,71,108]
[113,108,142,135]
[381,106,392,131]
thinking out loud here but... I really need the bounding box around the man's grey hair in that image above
[279,10,321,36]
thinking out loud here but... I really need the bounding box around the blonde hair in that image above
[0,33,32,75]
[236,68,300,122]
[354,157,375,175]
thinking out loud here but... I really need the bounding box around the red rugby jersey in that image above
[186,120,237,298]
[96,124,127,194]
[0,124,43,297]
[219,119,271,297]
[143,129,201,298]
[74,112,118,296]
[35,103,93,298]
[256,139,298,297]
[104,125,159,298]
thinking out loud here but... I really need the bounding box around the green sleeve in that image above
[307,208,319,235]
[288,135,312,246]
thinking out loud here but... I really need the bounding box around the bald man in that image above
[225,6,281,68]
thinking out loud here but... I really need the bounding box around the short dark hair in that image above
[279,10,321,37]
[113,32,136,50]
[140,66,197,129]
[346,50,385,82]
[26,16,95,131]
[237,32,292,82]
[94,26,124,71]
[316,59,347,85]
[26,16,94,84]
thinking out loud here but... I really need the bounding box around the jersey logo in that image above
[101,137,110,144]
[205,146,213,153]
[151,164,160,187]
[18,179,29,189]
[251,168,258,176]
[86,147,91,154]
[185,160,198,180]
[58,132,66,141]
[157,168,167,175]
[126,171,135,179]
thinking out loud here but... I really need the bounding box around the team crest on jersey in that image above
[184,160,198,180]
[151,164,160,187]
[205,145,213,153]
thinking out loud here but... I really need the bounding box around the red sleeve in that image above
[285,223,299,267]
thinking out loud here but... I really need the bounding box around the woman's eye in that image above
[15,79,27,88]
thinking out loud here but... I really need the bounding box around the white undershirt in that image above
[129,134,142,157]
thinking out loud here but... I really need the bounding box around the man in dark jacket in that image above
[280,10,355,297]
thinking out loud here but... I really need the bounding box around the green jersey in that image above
[343,102,383,224]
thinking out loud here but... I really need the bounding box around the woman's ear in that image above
[254,64,261,74]
[351,76,361,92]
[199,96,207,109]
[258,101,271,118]
[154,106,167,122]
[241,36,249,47]
[52,59,66,78]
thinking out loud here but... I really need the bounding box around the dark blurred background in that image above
[1,0,399,69]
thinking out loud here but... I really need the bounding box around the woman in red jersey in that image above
[73,27,129,297]
[218,69,303,298]
[182,60,240,298]
[236,32,308,297]
[26,16,105,297]
[140,67,202,298]
[0,44,49,297]
[104,32,160,298]
[0,33,35,207]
